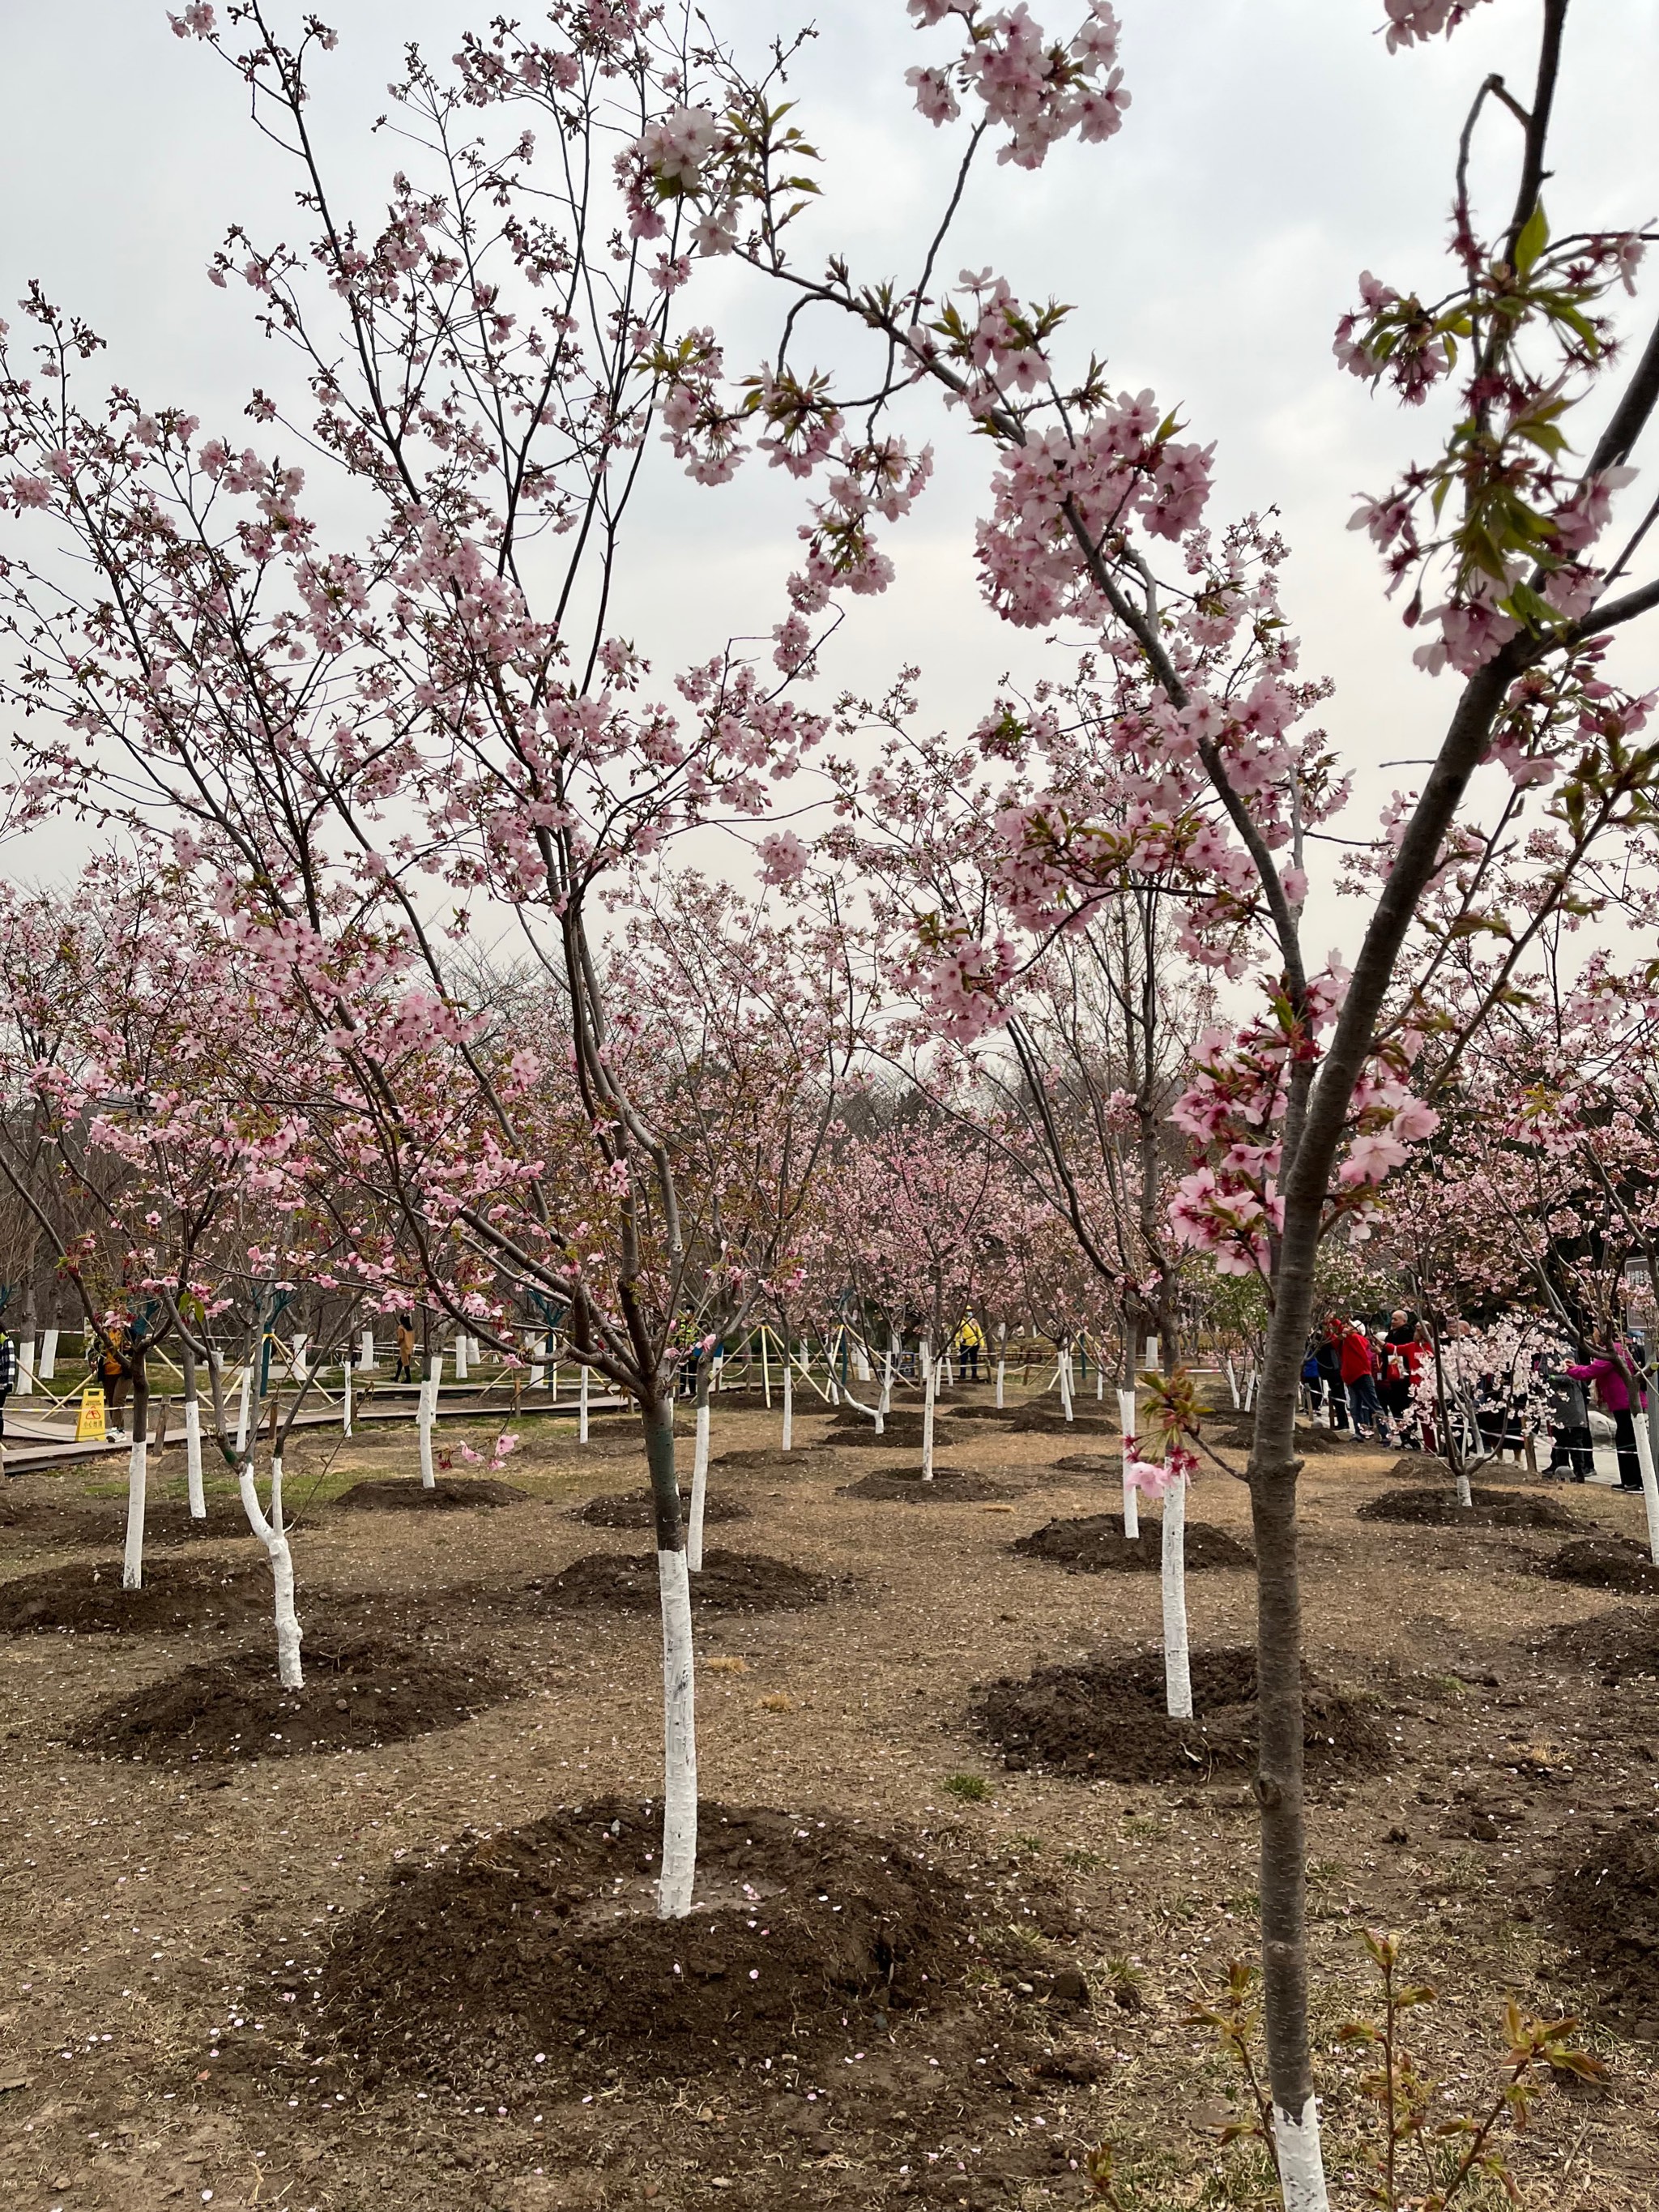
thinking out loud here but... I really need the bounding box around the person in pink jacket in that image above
[1565,1345,1647,1491]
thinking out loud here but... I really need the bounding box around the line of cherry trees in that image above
[4,4,1658,2203]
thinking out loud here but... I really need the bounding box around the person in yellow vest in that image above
[954,1313,987,1382]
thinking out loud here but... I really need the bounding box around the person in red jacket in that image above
[1566,1343,1647,1492]
[1340,1317,1380,1439]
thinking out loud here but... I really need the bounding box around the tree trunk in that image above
[995,1322,1006,1408]
[579,1361,591,1442]
[1227,1354,1240,1410]
[761,1326,772,1408]
[418,1363,437,1488]
[782,1339,794,1451]
[360,1324,376,1370]
[235,1361,254,1454]
[643,1392,697,1918]
[1059,1342,1074,1423]
[39,1323,58,1381]
[920,1336,936,1479]
[238,1445,303,1689]
[122,1346,150,1591]
[181,1341,207,1521]
[1632,1399,1659,1564]
[343,1356,353,1441]
[687,1354,714,1573]
[1162,1475,1192,1719]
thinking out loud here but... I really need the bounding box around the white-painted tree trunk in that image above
[418,1376,436,1488]
[941,1349,953,1387]
[551,1358,560,1403]
[1059,1347,1074,1424]
[292,1334,309,1383]
[1273,2098,1330,2211]
[920,1338,936,1480]
[454,1334,469,1381]
[782,1356,794,1451]
[122,1430,148,1591]
[1146,1335,1161,1369]
[528,1331,546,1388]
[238,1451,303,1689]
[17,1336,35,1398]
[235,1364,254,1454]
[656,1544,697,1918]
[342,1360,353,1441]
[996,1323,1006,1408]
[881,1339,893,1418]
[854,1340,871,1382]
[1633,1396,1659,1565]
[1117,1386,1141,1541]
[578,1363,590,1443]
[687,1386,712,1574]
[761,1328,772,1409]
[40,1326,58,1381]
[1244,1366,1256,1413]
[1162,1476,1192,1719]
[1226,1354,1240,1409]
[1095,1357,1105,1400]
[183,1396,206,1521]
[1454,1459,1473,1509]
[360,1325,376,1370]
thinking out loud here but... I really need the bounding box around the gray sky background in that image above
[3,0,1657,956]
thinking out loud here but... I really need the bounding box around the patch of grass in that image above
[1100,1955,1146,2011]
[943,1771,990,1803]
[1009,1832,1044,1855]
[1064,1845,1105,1873]
[1120,1813,1162,1842]
[1222,1890,1261,1918]
[706,1655,748,1675]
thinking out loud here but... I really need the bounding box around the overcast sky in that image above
[3,0,1657,949]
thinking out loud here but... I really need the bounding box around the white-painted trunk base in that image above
[782,1361,794,1452]
[579,1365,590,1443]
[1632,1405,1659,1565]
[656,1547,697,1919]
[1117,1388,1141,1541]
[40,1326,59,1381]
[17,1337,35,1398]
[239,1454,304,1689]
[418,1379,436,1488]
[1455,1467,1473,1509]
[360,1326,376,1371]
[184,1397,206,1520]
[235,1366,253,1455]
[528,1332,547,1389]
[1162,1478,1192,1719]
[454,1337,469,1381]
[1226,1356,1239,1410]
[921,1340,935,1480]
[123,1434,148,1590]
[343,1364,353,1441]
[687,1399,711,1573]
[994,1358,1005,1409]
[1273,2098,1330,2211]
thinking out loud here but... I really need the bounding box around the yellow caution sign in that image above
[75,1388,108,1441]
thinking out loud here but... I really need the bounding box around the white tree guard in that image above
[920,1339,936,1480]
[1117,1386,1141,1541]
[1274,2098,1330,2211]
[39,1326,59,1381]
[687,1395,712,1573]
[656,1547,697,1918]
[184,1395,207,1520]
[122,1431,148,1590]
[1162,1476,1192,1719]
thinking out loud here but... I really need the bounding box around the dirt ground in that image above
[2,1381,1658,2210]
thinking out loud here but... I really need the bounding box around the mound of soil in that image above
[1209,1422,1338,1457]
[949,1405,1026,1423]
[1051,1454,1120,1475]
[67,1634,513,1765]
[1012,1514,1254,1574]
[827,1421,928,1451]
[1388,1452,1457,1483]
[572,1488,749,1530]
[1550,1819,1659,2019]
[1357,1486,1586,1531]
[838,1467,1013,1504]
[1010,1411,1117,1438]
[332,1477,529,1513]
[1534,1608,1659,1685]
[975,1646,1388,1784]
[0,1555,259,1636]
[1544,1536,1659,1597]
[713,1445,829,1471]
[525,1549,833,1616]
[298,1799,970,2089]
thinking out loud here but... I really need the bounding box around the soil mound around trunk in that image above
[1011,1514,1254,1574]
[712,1445,828,1471]
[1550,1819,1659,2019]
[1009,1411,1117,1437]
[332,1477,529,1512]
[67,1633,513,1764]
[975,1646,1388,1784]
[0,1555,259,1636]
[525,1548,834,1616]
[1388,1452,1458,1483]
[838,1467,1013,1504]
[949,1404,1026,1423]
[825,1420,927,1450]
[1209,1421,1338,1456]
[296,1799,970,2090]
[0,1492,277,1548]
[1533,1608,1659,1684]
[572,1488,749,1530]
[1544,1536,1659,1596]
[1357,1486,1586,1531]
[1051,1453,1121,1475]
